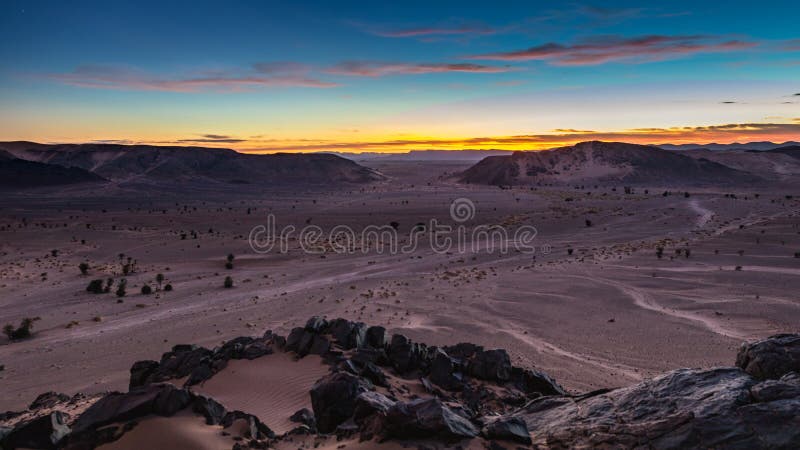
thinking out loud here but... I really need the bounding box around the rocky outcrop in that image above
[736,333,800,380]
[4,318,800,449]
[512,367,800,449]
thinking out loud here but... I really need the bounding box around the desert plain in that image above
[2,157,798,415]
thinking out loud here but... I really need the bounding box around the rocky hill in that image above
[0,152,107,188]
[0,142,384,185]
[459,141,761,186]
[1,317,799,449]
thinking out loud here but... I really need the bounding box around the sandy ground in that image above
[1,160,799,410]
[192,353,329,434]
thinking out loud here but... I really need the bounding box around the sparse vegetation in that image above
[141,284,152,295]
[224,276,234,288]
[3,317,41,341]
[164,283,173,292]
[116,279,127,297]
[86,279,104,294]
[79,262,89,275]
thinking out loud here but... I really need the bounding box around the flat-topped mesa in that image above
[3,319,800,449]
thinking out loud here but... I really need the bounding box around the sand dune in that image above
[191,352,330,434]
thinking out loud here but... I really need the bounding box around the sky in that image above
[0,0,798,152]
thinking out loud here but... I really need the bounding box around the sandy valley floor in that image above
[1,160,799,410]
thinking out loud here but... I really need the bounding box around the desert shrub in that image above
[141,284,152,295]
[225,261,234,270]
[79,262,89,275]
[224,276,234,288]
[656,247,664,259]
[104,278,114,293]
[86,279,104,294]
[164,283,173,292]
[585,219,593,227]
[116,279,127,297]
[3,317,41,341]
[156,273,165,289]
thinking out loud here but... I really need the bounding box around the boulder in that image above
[192,395,227,425]
[388,334,428,373]
[330,319,367,349]
[353,391,395,425]
[71,384,189,435]
[736,334,800,380]
[305,316,328,332]
[482,416,531,444]
[29,392,71,410]
[365,326,388,348]
[221,411,274,439]
[310,372,372,433]
[128,360,159,389]
[517,367,800,448]
[510,367,566,396]
[469,349,512,382]
[289,408,316,429]
[384,398,478,441]
[2,411,70,449]
[430,348,463,391]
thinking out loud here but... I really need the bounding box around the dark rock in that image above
[384,397,479,441]
[289,408,316,429]
[482,416,531,444]
[351,347,390,366]
[29,392,71,410]
[241,340,272,360]
[305,316,328,332]
[192,395,227,425]
[2,411,70,449]
[469,349,511,382]
[365,326,387,348]
[388,334,428,373]
[361,361,389,387]
[221,411,275,439]
[517,367,800,448]
[510,367,566,396]
[71,384,187,435]
[443,342,483,359]
[152,387,192,416]
[284,327,306,353]
[353,391,394,425]
[310,372,372,433]
[750,372,800,402]
[185,362,214,386]
[430,348,463,391]
[330,319,367,349]
[308,335,331,355]
[128,360,159,389]
[736,334,800,380]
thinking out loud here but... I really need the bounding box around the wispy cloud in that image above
[326,62,512,77]
[47,64,338,92]
[467,35,756,65]
[176,134,246,143]
[240,122,800,152]
[371,24,496,38]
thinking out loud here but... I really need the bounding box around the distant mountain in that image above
[338,149,513,162]
[679,145,800,182]
[657,141,800,151]
[0,142,384,185]
[763,145,800,159]
[0,153,107,188]
[459,141,760,186]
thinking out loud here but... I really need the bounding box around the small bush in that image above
[141,284,152,295]
[86,279,104,294]
[225,261,234,270]
[164,283,173,292]
[224,276,234,288]
[116,279,127,298]
[3,317,41,341]
[79,262,89,275]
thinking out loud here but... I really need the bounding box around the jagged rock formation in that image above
[2,318,800,449]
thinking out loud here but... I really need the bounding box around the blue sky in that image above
[0,0,798,151]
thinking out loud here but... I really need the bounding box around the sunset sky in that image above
[0,0,798,152]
